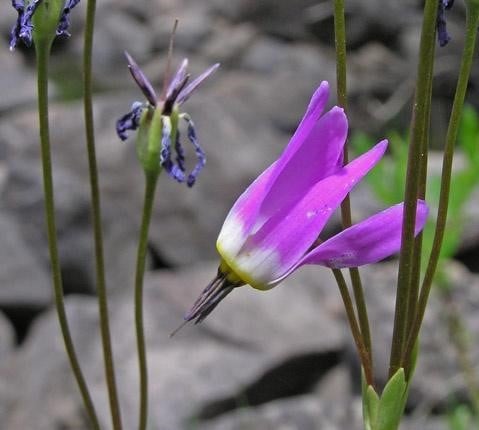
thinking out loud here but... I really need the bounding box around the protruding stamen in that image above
[116,101,145,141]
[124,51,158,107]
[162,73,190,115]
[182,114,206,187]
[162,18,179,100]
[184,269,240,324]
[166,58,189,101]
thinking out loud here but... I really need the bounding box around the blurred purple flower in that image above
[437,0,454,47]
[10,0,81,50]
[185,82,429,324]
[116,52,219,186]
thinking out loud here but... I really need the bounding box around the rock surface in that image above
[1,0,479,428]
[3,262,478,429]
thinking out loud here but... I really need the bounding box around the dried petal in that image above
[116,102,145,141]
[56,0,81,37]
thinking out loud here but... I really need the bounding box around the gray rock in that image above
[73,9,153,86]
[3,297,100,430]
[0,44,37,113]
[3,260,469,429]
[0,6,16,38]
[152,8,213,53]
[0,100,139,295]
[0,212,51,308]
[241,36,293,74]
[210,0,318,40]
[195,395,357,430]
[0,311,15,361]
[201,23,258,67]
[2,262,346,429]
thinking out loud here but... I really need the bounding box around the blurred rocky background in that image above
[0,0,479,429]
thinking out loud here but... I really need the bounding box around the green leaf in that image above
[362,369,380,430]
[376,369,408,430]
[362,385,380,429]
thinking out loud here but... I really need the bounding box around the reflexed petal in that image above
[166,58,189,100]
[116,102,145,141]
[227,140,388,288]
[176,63,220,105]
[298,200,429,269]
[124,51,158,106]
[56,0,81,37]
[217,82,331,256]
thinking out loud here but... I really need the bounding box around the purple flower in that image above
[185,82,428,324]
[10,0,81,50]
[437,0,454,47]
[116,52,219,187]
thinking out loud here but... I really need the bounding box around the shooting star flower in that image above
[184,82,428,324]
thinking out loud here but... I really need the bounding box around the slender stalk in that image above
[333,0,347,110]
[405,54,435,337]
[332,269,373,386]
[333,0,372,364]
[35,40,101,430]
[135,172,159,430]
[388,0,438,377]
[404,7,479,368]
[82,0,123,428]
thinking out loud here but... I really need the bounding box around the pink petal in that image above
[298,200,429,269]
[216,162,276,258]
[232,140,388,286]
[257,106,348,223]
[217,82,331,256]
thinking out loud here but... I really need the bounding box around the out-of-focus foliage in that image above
[447,404,477,430]
[352,107,479,429]
[350,105,479,271]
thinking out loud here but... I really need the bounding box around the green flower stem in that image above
[333,0,372,367]
[388,0,438,378]
[403,6,479,370]
[332,269,373,386]
[405,54,434,337]
[83,0,123,428]
[134,172,159,430]
[35,40,101,430]
[333,0,347,110]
